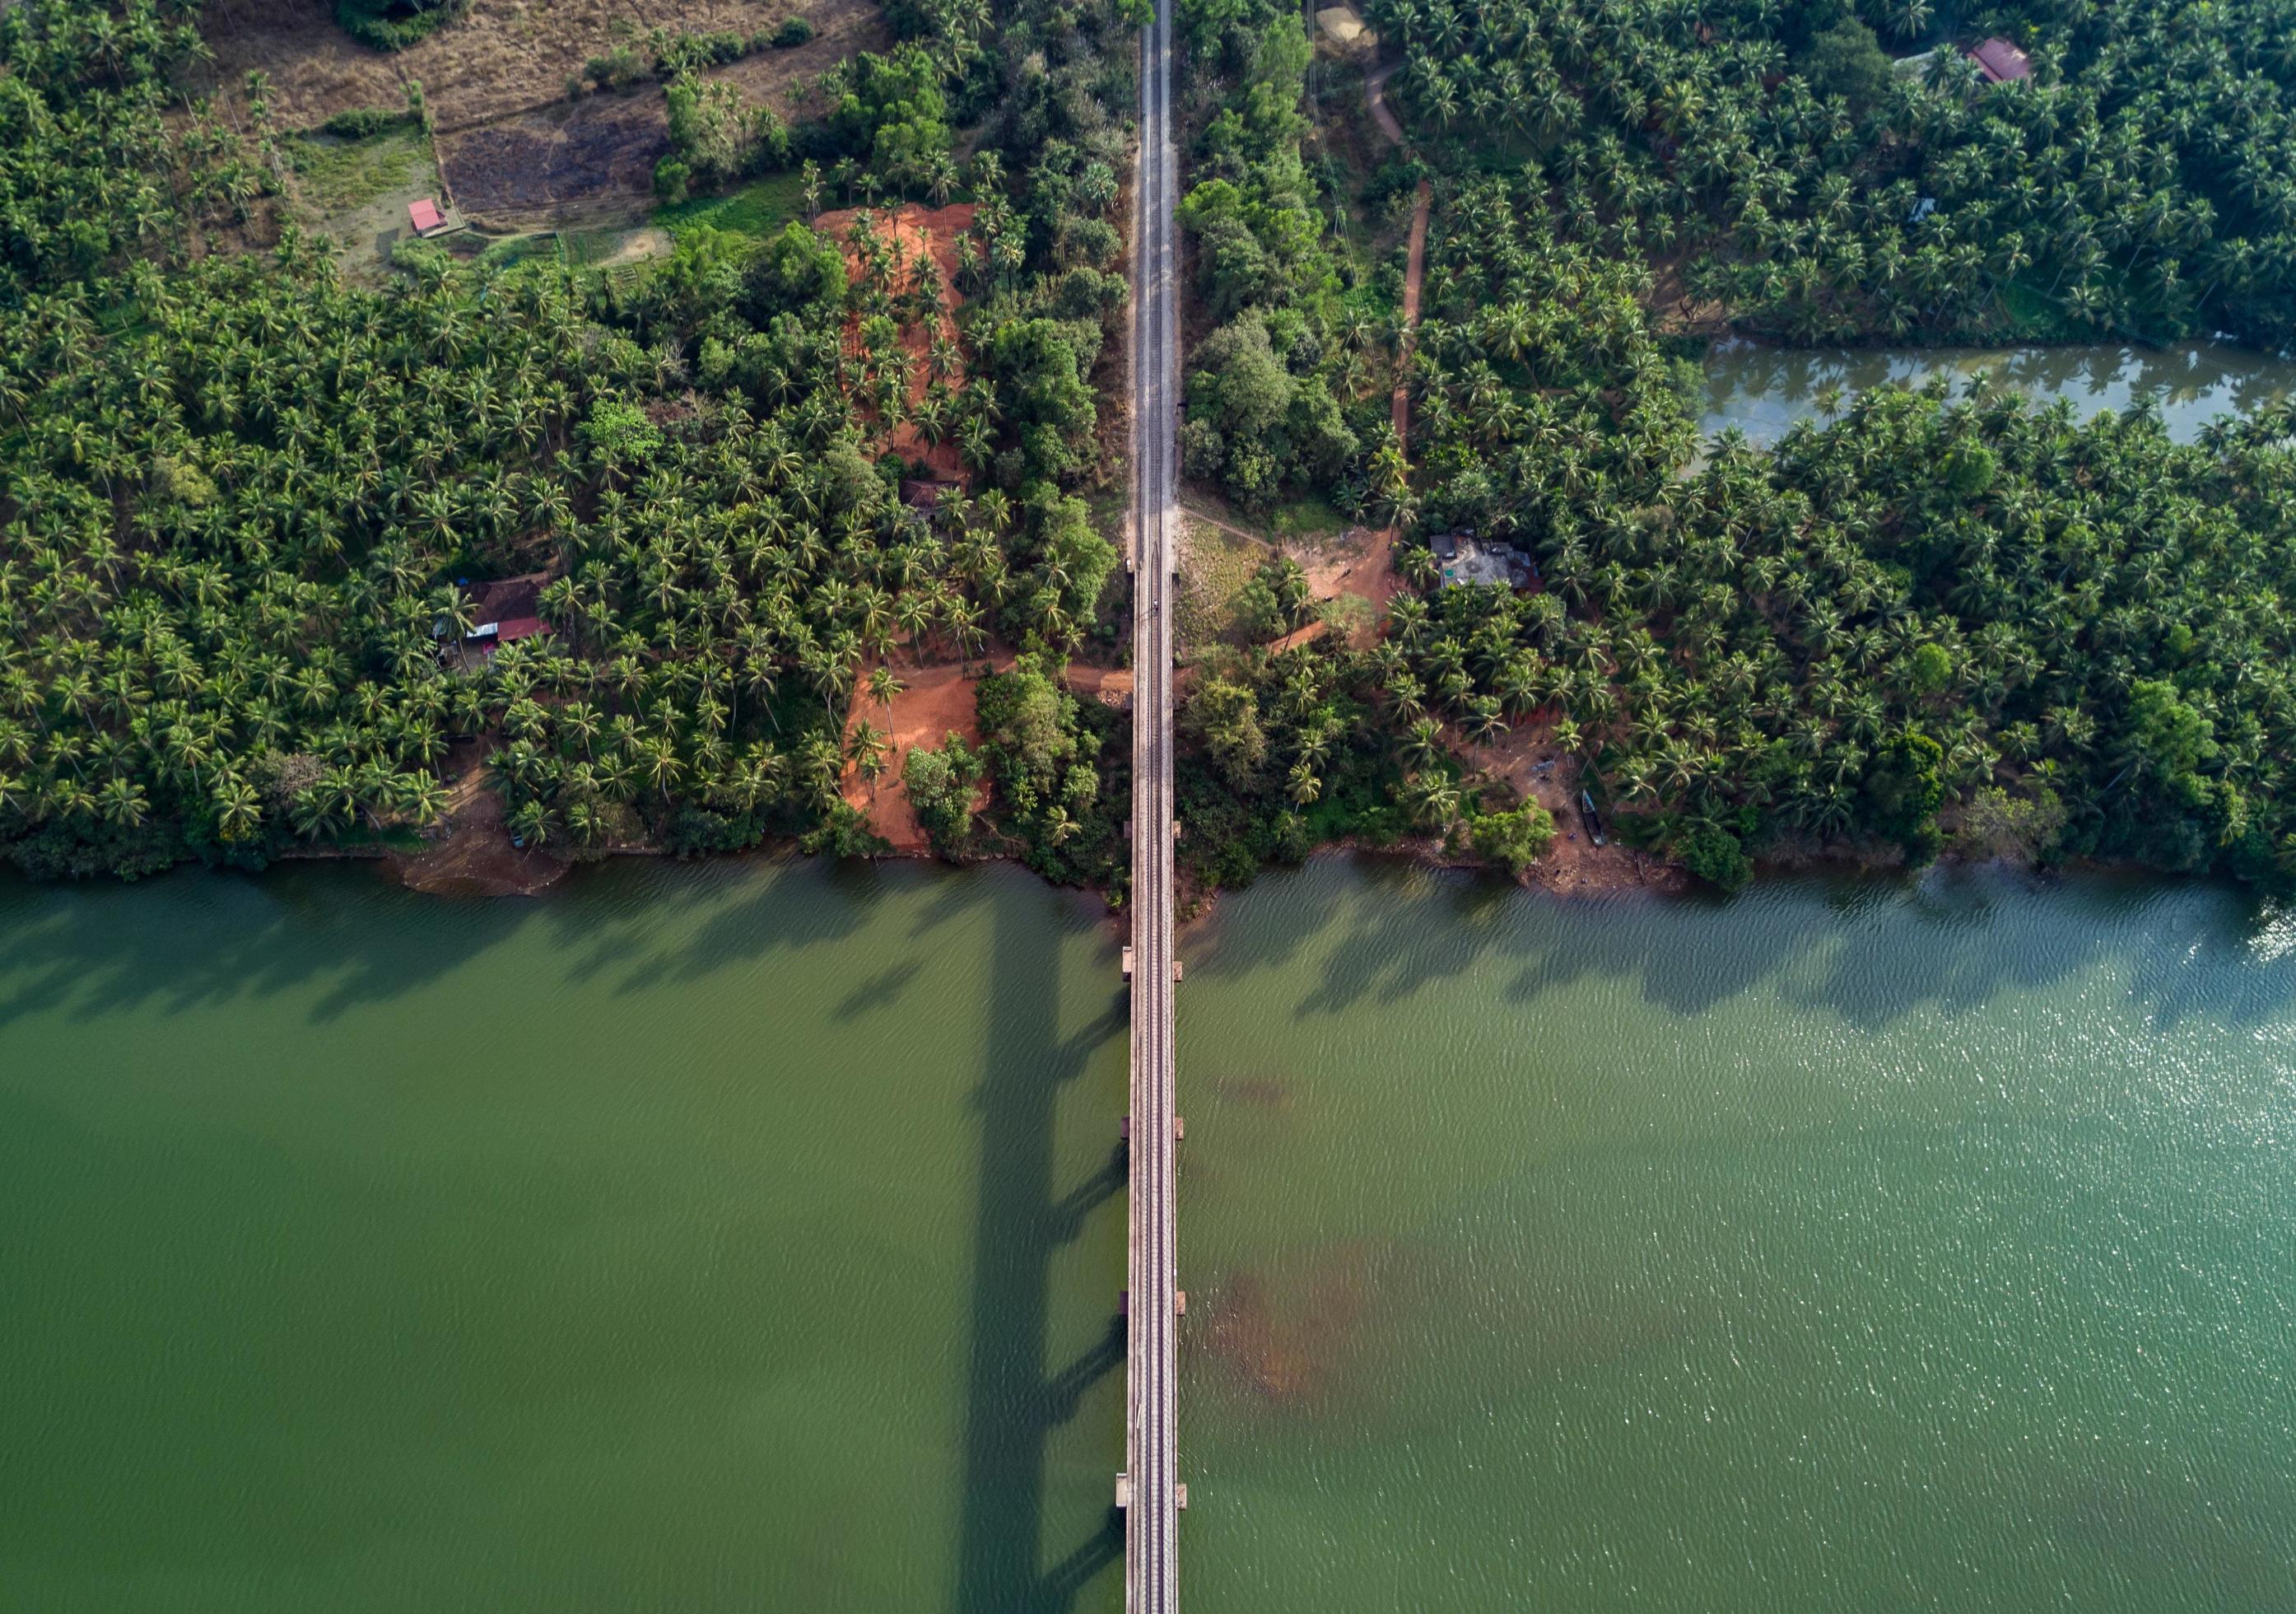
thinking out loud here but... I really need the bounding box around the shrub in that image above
[318,107,412,139]
[1471,805,1557,875]
[584,44,646,91]
[1677,823,1753,893]
[336,0,464,52]
[771,16,815,47]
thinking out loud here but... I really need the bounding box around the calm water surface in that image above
[0,857,1129,1612]
[7,856,2294,1612]
[1181,860,2296,1612]
[1702,338,2296,444]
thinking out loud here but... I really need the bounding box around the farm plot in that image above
[203,0,887,227]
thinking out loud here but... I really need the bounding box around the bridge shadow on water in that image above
[956,887,1127,1612]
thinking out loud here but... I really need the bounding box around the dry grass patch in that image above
[204,0,886,228]
[1176,513,1273,659]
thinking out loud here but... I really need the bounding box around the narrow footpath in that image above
[1365,62,1432,452]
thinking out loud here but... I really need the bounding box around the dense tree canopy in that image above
[0,0,1135,883]
[1168,0,2296,896]
[1366,0,2296,346]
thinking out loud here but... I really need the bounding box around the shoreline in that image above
[264,824,2189,917]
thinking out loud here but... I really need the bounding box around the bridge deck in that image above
[1125,0,1179,1608]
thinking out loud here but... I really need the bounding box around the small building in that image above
[1434,534,1535,590]
[1968,37,2032,84]
[900,472,972,509]
[1909,196,1938,224]
[407,198,468,239]
[444,572,552,658]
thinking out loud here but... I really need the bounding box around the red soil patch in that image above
[1292,526,1403,647]
[815,202,976,477]
[841,653,1013,853]
[1451,719,1683,896]
[387,737,570,895]
[1065,661,1134,707]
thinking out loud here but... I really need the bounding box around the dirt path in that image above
[1364,61,1407,145]
[1392,180,1431,450]
[1066,663,1135,707]
[1175,502,1264,546]
[1362,64,1432,453]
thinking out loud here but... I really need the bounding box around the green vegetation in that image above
[316,106,417,140]
[282,125,427,213]
[1173,11,1383,513]
[1164,0,2296,895]
[976,652,1127,886]
[654,171,809,240]
[1367,0,2296,347]
[0,0,1137,884]
[335,0,463,52]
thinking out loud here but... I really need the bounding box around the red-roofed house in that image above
[408,198,447,236]
[1968,37,2032,84]
[461,574,552,654]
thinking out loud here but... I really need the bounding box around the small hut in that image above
[1968,38,2032,84]
[449,572,552,658]
[407,198,467,239]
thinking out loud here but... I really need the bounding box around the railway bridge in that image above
[1121,0,1181,1606]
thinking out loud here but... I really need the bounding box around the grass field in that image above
[654,170,809,239]
[285,127,429,213]
[1266,492,1353,542]
[1176,515,1273,659]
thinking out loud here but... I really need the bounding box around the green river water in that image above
[6,856,2295,1611]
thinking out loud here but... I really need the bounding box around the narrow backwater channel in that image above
[5,857,2294,1610]
[1701,338,2296,445]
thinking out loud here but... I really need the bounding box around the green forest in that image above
[11,0,2296,898]
[0,0,1137,885]
[1168,0,2296,896]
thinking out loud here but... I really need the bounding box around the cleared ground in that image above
[280,124,444,277]
[204,0,886,227]
[841,655,1013,853]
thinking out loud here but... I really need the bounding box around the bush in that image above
[1470,805,1557,875]
[771,16,815,47]
[1798,19,1894,110]
[1677,823,1753,892]
[318,107,412,139]
[903,735,985,855]
[654,158,692,204]
[336,0,464,51]
[584,45,646,91]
